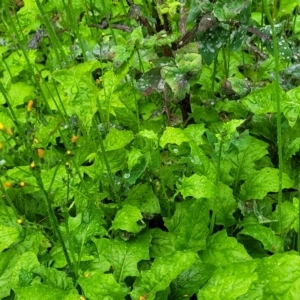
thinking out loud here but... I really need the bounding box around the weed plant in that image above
[1,0,300,299]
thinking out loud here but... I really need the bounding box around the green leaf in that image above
[149,229,176,258]
[198,25,227,65]
[241,83,279,115]
[284,137,300,158]
[177,174,216,200]
[239,225,284,253]
[161,66,190,100]
[170,260,216,300]
[110,205,143,233]
[200,230,252,267]
[239,167,294,201]
[131,251,198,300]
[197,260,259,299]
[214,183,237,226]
[184,124,206,145]
[272,198,299,233]
[0,82,35,108]
[176,52,202,81]
[0,252,40,298]
[51,60,100,128]
[124,183,161,214]
[31,265,73,290]
[0,204,22,253]
[240,253,300,299]
[138,130,159,148]
[214,0,251,22]
[93,232,151,283]
[15,0,40,32]
[0,225,20,253]
[164,199,210,251]
[284,86,300,127]
[228,133,269,181]
[14,285,79,300]
[189,142,217,181]
[104,127,134,151]
[41,165,80,207]
[104,149,127,173]
[279,0,300,15]
[127,147,143,171]
[221,77,251,100]
[160,127,190,148]
[78,270,128,299]
[72,204,106,243]
[216,119,244,142]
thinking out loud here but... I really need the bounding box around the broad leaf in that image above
[93,232,151,282]
[110,205,143,233]
[214,183,237,226]
[239,167,294,201]
[78,270,128,299]
[228,133,269,181]
[241,83,278,115]
[177,174,216,200]
[149,228,176,258]
[240,253,300,299]
[164,199,210,251]
[239,224,284,253]
[0,252,40,298]
[200,230,252,267]
[160,127,190,148]
[184,124,206,145]
[197,260,259,299]
[284,86,300,127]
[14,285,79,300]
[272,198,299,233]
[214,0,251,22]
[131,251,198,300]
[170,260,216,300]
[124,183,161,214]
[104,127,134,151]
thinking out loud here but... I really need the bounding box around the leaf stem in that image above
[210,140,223,235]
[263,0,283,240]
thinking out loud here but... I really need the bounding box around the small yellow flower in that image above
[0,123,4,130]
[37,148,44,158]
[71,135,78,143]
[66,150,72,155]
[17,219,23,224]
[4,181,11,188]
[27,100,34,112]
[84,271,90,278]
[20,182,25,187]
[30,162,35,168]
[79,296,86,300]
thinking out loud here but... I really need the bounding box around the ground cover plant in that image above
[1,0,300,299]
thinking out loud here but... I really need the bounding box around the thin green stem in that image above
[263,0,283,239]
[210,140,223,235]
[35,0,69,68]
[34,170,75,278]
[210,56,218,99]
[92,118,120,206]
[0,181,19,218]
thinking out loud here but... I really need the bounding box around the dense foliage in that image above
[1,0,300,299]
